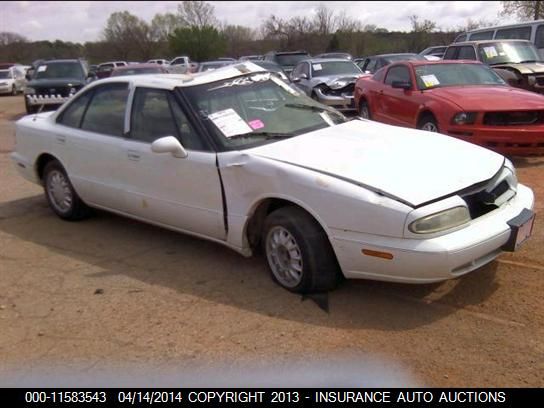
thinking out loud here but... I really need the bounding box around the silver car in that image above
[290,58,363,112]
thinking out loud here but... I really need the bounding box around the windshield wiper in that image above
[228,131,293,140]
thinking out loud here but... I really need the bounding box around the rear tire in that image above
[43,160,91,221]
[262,206,340,294]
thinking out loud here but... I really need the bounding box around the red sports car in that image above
[354,60,544,155]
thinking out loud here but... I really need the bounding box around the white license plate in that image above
[514,214,535,250]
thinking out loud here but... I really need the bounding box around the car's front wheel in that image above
[417,114,439,133]
[43,160,91,220]
[262,206,340,293]
[11,85,17,96]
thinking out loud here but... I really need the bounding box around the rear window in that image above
[496,26,531,40]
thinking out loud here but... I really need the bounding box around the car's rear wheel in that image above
[262,206,340,293]
[359,99,371,119]
[43,160,91,220]
[417,114,439,133]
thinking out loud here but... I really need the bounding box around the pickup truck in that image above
[169,56,198,74]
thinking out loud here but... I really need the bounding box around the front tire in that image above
[417,114,439,133]
[359,99,371,119]
[262,206,340,294]
[43,160,91,220]
[11,85,17,96]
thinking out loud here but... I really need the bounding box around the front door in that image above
[122,87,225,240]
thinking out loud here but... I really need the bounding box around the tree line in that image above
[0,1,541,65]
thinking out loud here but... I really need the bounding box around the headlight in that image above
[329,80,348,89]
[24,87,36,95]
[451,112,477,125]
[69,87,77,95]
[409,206,470,234]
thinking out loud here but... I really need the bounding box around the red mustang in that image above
[354,60,544,155]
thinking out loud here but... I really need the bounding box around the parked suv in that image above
[443,39,544,94]
[263,50,311,74]
[24,59,93,114]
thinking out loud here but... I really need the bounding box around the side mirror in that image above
[25,71,33,81]
[300,73,308,80]
[151,136,188,158]
[391,80,412,90]
[291,76,300,83]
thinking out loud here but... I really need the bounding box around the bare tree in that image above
[177,0,218,28]
[102,11,154,60]
[150,12,182,42]
[410,15,437,33]
[313,4,336,35]
[0,32,27,46]
[335,11,362,32]
[501,1,544,20]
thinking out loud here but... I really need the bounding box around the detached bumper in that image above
[26,94,72,106]
[314,88,355,112]
[330,184,535,283]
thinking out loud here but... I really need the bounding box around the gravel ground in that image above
[0,95,543,387]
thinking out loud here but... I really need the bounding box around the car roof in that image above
[113,63,165,70]
[87,61,269,90]
[450,39,531,46]
[39,59,81,64]
[302,58,356,63]
[391,60,484,67]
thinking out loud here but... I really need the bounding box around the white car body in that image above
[11,63,535,285]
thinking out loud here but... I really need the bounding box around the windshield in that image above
[0,70,11,79]
[415,63,506,89]
[311,61,362,77]
[182,72,346,150]
[478,42,540,64]
[276,54,309,67]
[35,62,84,79]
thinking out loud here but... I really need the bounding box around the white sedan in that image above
[11,63,535,293]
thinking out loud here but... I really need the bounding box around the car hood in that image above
[491,62,544,75]
[427,86,544,111]
[28,78,85,88]
[247,120,504,207]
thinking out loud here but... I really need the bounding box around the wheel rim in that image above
[421,121,438,132]
[46,170,73,213]
[266,226,304,288]
[360,103,370,119]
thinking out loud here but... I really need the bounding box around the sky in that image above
[1,1,518,43]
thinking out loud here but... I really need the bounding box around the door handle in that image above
[127,150,141,161]
[55,135,66,144]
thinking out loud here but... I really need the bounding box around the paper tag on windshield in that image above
[483,46,498,59]
[420,74,440,87]
[208,108,252,138]
[313,64,323,71]
[37,65,47,72]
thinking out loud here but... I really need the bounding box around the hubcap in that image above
[422,121,438,132]
[46,170,73,213]
[266,226,303,288]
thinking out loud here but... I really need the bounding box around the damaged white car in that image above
[11,62,535,293]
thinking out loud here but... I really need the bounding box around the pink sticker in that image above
[248,119,264,130]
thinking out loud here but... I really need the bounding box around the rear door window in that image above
[57,89,93,129]
[81,83,129,137]
[536,25,544,48]
[496,26,531,40]
[470,30,494,41]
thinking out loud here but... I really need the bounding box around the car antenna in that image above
[32,102,45,122]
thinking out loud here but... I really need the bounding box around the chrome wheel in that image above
[265,226,304,288]
[46,170,73,213]
[421,121,438,132]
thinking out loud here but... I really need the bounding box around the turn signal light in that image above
[362,249,394,260]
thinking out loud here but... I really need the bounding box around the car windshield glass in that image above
[276,54,309,66]
[311,61,362,76]
[182,72,346,150]
[111,68,162,76]
[477,42,540,64]
[0,70,10,79]
[35,62,84,79]
[415,63,506,89]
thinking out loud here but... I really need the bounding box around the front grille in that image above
[462,180,510,219]
[483,111,544,126]
[36,86,71,97]
[324,83,355,96]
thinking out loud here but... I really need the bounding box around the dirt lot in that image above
[0,94,543,387]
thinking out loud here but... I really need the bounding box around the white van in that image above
[455,20,544,58]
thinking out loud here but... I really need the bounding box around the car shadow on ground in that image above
[0,194,501,331]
